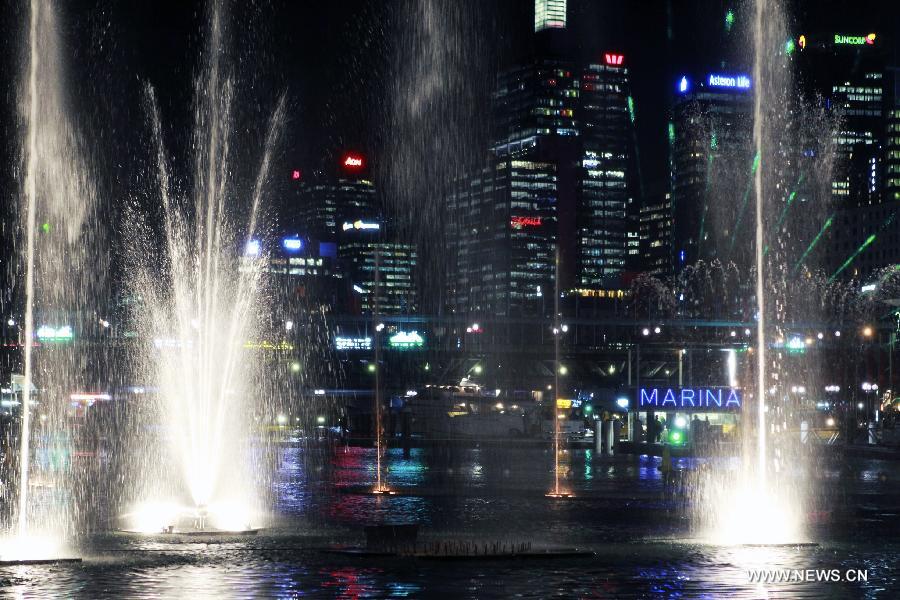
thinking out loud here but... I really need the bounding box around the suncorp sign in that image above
[637,387,742,410]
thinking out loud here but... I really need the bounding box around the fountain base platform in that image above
[545,492,574,499]
[119,528,262,537]
[0,557,82,566]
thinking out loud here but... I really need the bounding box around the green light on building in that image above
[389,330,424,349]
[725,9,735,32]
[627,96,635,124]
[784,39,795,54]
[36,325,73,342]
[668,122,675,143]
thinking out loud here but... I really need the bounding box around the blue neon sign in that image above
[637,387,741,410]
[707,73,751,90]
[677,76,690,94]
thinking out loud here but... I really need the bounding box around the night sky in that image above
[0,0,898,251]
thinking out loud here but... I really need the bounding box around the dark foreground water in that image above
[2,445,898,598]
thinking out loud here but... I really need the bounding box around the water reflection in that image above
[0,447,893,597]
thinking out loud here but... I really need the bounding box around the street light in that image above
[862,325,873,338]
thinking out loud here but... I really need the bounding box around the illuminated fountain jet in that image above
[122,1,285,535]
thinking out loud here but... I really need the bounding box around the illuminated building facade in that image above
[670,72,753,272]
[286,154,417,314]
[793,32,896,279]
[639,188,673,277]
[577,56,633,285]
[449,2,636,313]
[889,108,900,202]
[339,227,417,315]
[534,0,566,33]
[448,159,557,316]
[796,32,885,209]
[296,177,378,241]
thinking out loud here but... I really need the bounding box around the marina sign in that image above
[637,387,741,410]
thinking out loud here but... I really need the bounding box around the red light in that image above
[343,153,365,169]
[604,53,624,66]
[291,169,301,180]
[511,216,542,229]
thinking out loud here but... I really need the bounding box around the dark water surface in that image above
[2,446,898,598]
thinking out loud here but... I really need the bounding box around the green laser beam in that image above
[792,214,833,275]
[727,151,760,256]
[829,209,899,281]
[764,174,805,256]
[830,234,877,282]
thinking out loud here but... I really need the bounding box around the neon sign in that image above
[36,325,73,342]
[343,153,365,169]
[707,73,751,90]
[342,220,380,231]
[798,35,806,50]
[604,53,624,66]
[291,169,301,180]
[637,387,741,410]
[834,33,875,45]
[335,336,372,351]
[677,76,690,94]
[389,330,425,349]
[510,216,542,229]
[282,237,303,251]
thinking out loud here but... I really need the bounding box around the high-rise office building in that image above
[291,153,417,314]
[448,159,557,316]
[670,71,754,272]
[639,188,673,277]
[339,221,417,315]
[534,0,567,33]
[448,1,636,315]
[888,107,900,202]
[792,31,896,279]
[295,152,378,241]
